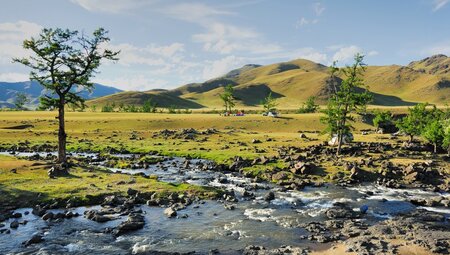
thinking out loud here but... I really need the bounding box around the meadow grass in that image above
[0,111,448,209]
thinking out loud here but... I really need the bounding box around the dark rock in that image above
[11,212,22,218]
[10,220,19,229]
[113,213,145,236]
[42,212,54,221]
[127,188,138,196]
[32,206,46,217]
[264,191,275,202]
[23,234,44,246]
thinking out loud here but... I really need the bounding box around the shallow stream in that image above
[1,151,449,254]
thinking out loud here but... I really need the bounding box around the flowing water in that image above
[1,151,449,254]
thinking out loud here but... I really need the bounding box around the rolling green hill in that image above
[88,55,450,109]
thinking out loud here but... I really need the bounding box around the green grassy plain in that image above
[0,111,448,209]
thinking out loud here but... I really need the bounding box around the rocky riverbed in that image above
[0,151,449,254]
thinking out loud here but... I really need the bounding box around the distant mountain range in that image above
[2,55,450,109]
[88,54,450,109]
[0,81,122,108]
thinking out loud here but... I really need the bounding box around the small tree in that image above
[396,103,439,142]
[261,92,278,113]
[321,54,372,155]
[142,98,157,113]
[423,120,444,153]
[219,84,235,113]
[372,110,392,131]
[90,104,97,112]
[14,92,29,110]
[298,96,318,113]
[118,102,125,112]
[101,103,114,112]
[15,28,119,168]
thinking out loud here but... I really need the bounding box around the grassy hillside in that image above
[88,55,450,109]
[87,91,204,109]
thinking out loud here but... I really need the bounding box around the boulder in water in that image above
[264,191,275,201]
[23,234,44,246]
[164,207,177,218]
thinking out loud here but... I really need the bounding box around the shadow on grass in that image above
[276,116,294,120]
[0,183,49,210]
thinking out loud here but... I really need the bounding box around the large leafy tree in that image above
[423,119,445,153]
[321,54,372,155]
[14,28,119,169]
[396,103,440,142]
[219,84,235,113]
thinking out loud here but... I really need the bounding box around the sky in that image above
[0,0,449,91]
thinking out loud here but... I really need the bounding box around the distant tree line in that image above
[96,99,192,114]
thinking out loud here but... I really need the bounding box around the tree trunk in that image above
[409,135,413,143]
[336,132,342,156]
[434,143,437,154]
[57,98,67,166]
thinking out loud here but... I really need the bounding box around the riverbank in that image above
[1,112,449,254]
[0,154,221,212]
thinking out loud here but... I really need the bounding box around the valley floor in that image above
[0,111,449,254]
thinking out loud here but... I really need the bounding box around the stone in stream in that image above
[164,207,177,218]
[10,220,19,229]
[264,191,275,202]
[23,234,44,246]
[42,212,54,221]
[113,213,145,236]
[11,212,22,218]
[85,210,114,223]
[32,206,46,217]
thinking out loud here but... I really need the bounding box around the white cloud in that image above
[422,41,450,55]
[313,2,325,16]
[193,22,279,54]
[94,75,169,91]
[163,3,281,55]
[70,0,156,13]
[433,0,449,11]
[0,21,42,60]
[0,72,29,82]
[202,55,245,80]
[106,42,185,67]
[295,48,328,64]
[0,21,42,41]
[295,17,319,28]
[332,45,363,63]
[193,22,281,55]
[0,21,42,80]
[367,50,379,57]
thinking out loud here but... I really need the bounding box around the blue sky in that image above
[0,0,449,91]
